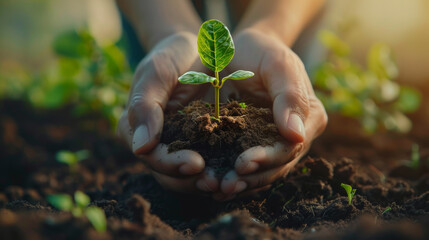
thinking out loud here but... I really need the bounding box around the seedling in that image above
[47,191,106,233]
[340,183,356,205]
[56,150,89,172]
[178,19,254,119]
[239,102,247,109]
[406,144,420,169]
[382,207,392,215]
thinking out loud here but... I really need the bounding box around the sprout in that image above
[178,19,254,119]
[340,183,356,205]
[47,191,106,233]
[406,144,420,169]
[56,150,89,172]
[239,102,247,109]
[382,207,392,215]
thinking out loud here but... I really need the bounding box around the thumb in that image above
[261,50,310,143]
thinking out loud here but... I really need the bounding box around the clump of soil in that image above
[161,101,281,176]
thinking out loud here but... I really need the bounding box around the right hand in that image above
[117,32,219,194]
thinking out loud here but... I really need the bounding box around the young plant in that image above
[178,19,254,119]
[340,183,356,205]
[239,102,247,109]
[47,191,106,233]
[56,150,89,172]
[406,144,420,169]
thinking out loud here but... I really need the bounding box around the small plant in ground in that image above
[239,102,247,109]
[47,191,106,233]
[178,19,254,119]
[406,144,420,169]
[56,150,90,172]
[382,207,392,215]
[340,183,356,205]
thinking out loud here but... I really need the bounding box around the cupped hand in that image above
[215,29,328,200]
[117,32,218,194]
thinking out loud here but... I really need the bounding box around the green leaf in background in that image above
[221,70,254,83]
[56,151,78,165]
[197,19,234,72]
[74,191,90,208]
[47,194,74,211]
[367,43,398,79]
[318,30,349,57]
[53,30,94,58]
[395,87,421,113]
[85,206,107,233]
[178,71,216,84]
[75,150,90,161]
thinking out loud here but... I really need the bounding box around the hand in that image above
[214,29,328,200]
[117,32,218,194]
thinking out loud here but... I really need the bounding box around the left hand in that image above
[213,28,328,201]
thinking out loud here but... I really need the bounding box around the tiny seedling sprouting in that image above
[56,150,89,172]
[47,191,106,233]
[340,183,356,205]
[406,144,420,169]
[239,102,247,109]
[382,207,392,215]
[178,19,254,119]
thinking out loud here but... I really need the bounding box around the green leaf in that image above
[340,183,356,205]
[197,19,234,72]
[221,70,254,83]
[367,43,398,79]
[239,102,247,109]
[382,207,392,215]
[75,150,90,162]
[47,194,74,211]
[318,30,349,57]
[74,191,90,208]
[178,71,216,84]
[53,30,94,59]
[395,87,421,113]
[85,206,107,233]
[56,151,78,165]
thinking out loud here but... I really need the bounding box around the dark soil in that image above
[1,99,429,240]
[161,101,281,176]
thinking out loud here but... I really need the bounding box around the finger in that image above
[234,142,304,175]
[151,171,200,194]
[195,168,219,192]
[151,167,218,194]
[212,185,272,201]
[221,159,298,195]
[141,144,205,176]
[261,48,310,143]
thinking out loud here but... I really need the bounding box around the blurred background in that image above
[1,0,428,135]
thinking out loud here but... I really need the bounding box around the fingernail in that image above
[196,179,213,192]
[233,181,247,194]
[287,114,305,140]
[243,161,259,174]
[132,125,149,153]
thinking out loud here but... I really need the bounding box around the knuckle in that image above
[286,87,310,117]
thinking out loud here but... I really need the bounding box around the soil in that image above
[0,99,428,240]
[161,101,281,176]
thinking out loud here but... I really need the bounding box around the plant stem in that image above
[215,71,220,119]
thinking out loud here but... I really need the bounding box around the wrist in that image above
[146,27,199,50]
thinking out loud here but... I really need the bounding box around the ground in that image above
[0,99,428,240]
